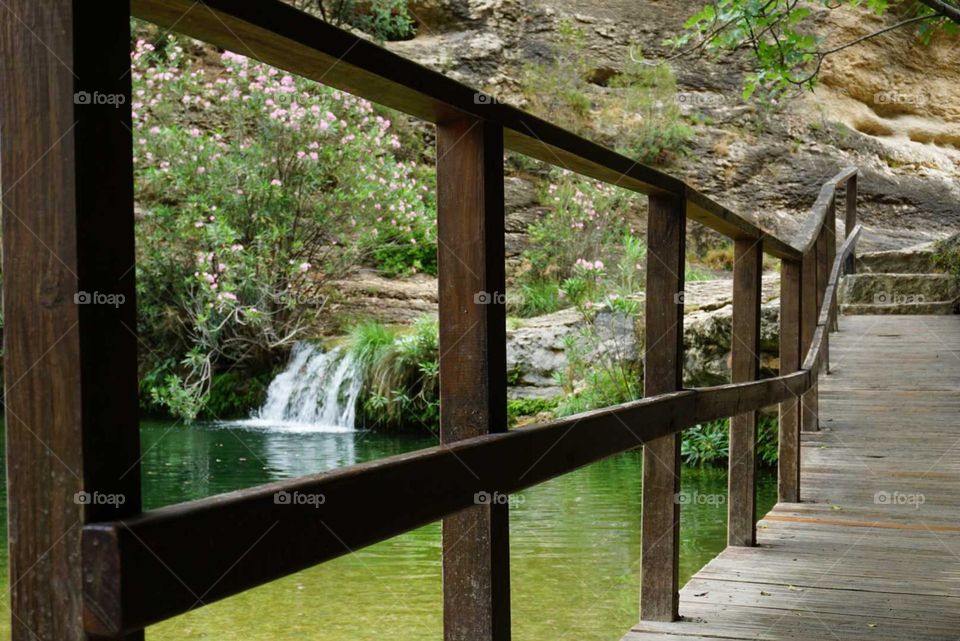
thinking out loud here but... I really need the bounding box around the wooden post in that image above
[728,238,761,546]
[800,246,819,433]
[640,194,685,622]
[436,118,510,641]
[778,260,802,502]
[825,196,838,342]
[0,3,144,640]
[844,175,858,275]
[817,221,830,373]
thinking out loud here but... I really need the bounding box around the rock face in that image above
[505,275,782,398]
[839,238,959,315]
[383,0,960,252]
[331,269,438,324]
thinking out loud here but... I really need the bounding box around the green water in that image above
[0,422,776,640]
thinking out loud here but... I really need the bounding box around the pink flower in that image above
[271,179,282,187]
[197,166,206,174]
[298,262,311,273]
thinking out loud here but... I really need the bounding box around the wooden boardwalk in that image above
[628,315,960,641]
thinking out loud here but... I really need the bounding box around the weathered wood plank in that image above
[1,3,144,640]
[436,118,510,641]
[640,194,686,622]
[727,238,762,546]
[843,174,858,275]
[626,314,960,641]
[777,259,802,502]
[823,199,836,363]
[800,244,819,432]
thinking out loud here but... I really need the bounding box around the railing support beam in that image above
[800,247,819,432]
[640,194,686,622]
[437,118,511,641]
[1,2,144,639]
[817,218,831,373]
[728,239,762,546]
[778,260,803,502]
[844,175,858,275]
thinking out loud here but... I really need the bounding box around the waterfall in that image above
[251,342,362,431]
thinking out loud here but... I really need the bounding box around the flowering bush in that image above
[524,172,640,283]
[132,35,435,418]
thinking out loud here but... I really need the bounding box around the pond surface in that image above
[0,422,776,640]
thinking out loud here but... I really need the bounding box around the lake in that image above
[0,421,776,640]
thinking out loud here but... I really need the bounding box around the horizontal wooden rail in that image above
[84,373,810,635]
[129,0,802,260]
[794,167,858,255]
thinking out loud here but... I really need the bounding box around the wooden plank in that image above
[640,194,686,622]
[627,314,960,641]
[1,3,144,641]
[436,118,510,641]
[823,199,837,364]
[727,238,762,546]
[844,174,858,275]
[778,260,802,502]
[800,242,819,432]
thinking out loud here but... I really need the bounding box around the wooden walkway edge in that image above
[627,315,960,641]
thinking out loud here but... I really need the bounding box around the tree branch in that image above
[917,0,960,24]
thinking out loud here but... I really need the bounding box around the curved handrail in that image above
[793,167,859,255]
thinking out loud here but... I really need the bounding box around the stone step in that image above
[838,273,959,306]
[841,300,958,315]
[855,242,938,274]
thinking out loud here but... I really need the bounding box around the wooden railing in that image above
[0,2,860,640]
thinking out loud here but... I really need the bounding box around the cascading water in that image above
[251,342,362,431]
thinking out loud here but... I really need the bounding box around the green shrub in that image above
[554,364,642,417]
[681,415,779,467]
[523,175,642,287]
[508,398,559,427]
[932,234,960,279]
[607,57,693,164]
[201,370,275,419]
[512,279,566,318]
[522,24,691,165]
[292,0,415,42]
[685,263,715,283]
[522,19,593,134]
[700,246,736,272]
[352,318,440,432]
